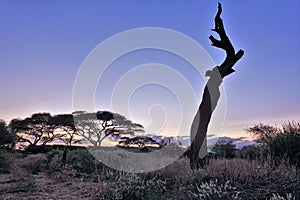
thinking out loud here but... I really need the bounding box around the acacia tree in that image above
[190,3,244,169]
[74,111,144,147]
[246,123,281,143]
[52,114,81,164]
[118,136,160,148]
[52,114,79,146]
[10,113,61,149]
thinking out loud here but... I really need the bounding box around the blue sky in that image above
[0,0,299,138]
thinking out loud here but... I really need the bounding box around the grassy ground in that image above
[0,150,299,200]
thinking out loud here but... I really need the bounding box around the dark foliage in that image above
[118,136,160,148]
[238,145,262,160]
[0,120,16,149]
[246,121,300,168]
[10,113,60,148]
[0,149,11,173]
[212,141,237,159]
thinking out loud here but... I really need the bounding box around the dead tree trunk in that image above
[190,3,244,169]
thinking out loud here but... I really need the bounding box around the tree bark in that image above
[190,3,244,169]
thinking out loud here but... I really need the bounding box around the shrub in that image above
[237,145,262,160]
[22,154,46,174]
[0,120,16,149]
[46,149,63,164]
[0,149,11,174]
[48,154,63,173]
[269,130,300,168]
[66,149,96,174]
[213,141,237,159]
[246,122,300,168]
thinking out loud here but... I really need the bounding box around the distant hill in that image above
[138,134,258,149]
[207,136,258,149]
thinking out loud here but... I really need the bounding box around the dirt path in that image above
[0,172,106,200]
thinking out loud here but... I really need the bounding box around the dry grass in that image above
[0,150,299,200]
[202,159,299,199]
[205,158,260,182]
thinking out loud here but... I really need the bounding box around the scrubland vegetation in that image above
[0,121,299,199]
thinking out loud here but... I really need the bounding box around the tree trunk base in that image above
[190,156,208,170]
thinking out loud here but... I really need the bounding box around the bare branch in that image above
[208,3,244,78]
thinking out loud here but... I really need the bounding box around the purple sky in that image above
[0,0,299,138]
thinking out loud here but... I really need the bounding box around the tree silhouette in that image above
[118,136,160,148]
[52,114,80,164]
[10,113,61,149]
[190,3,244,169]
[74,111,144,146]
[245,123,281,143]
[52,114,78,146]
[0,119,16,149]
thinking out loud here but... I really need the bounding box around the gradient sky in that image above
[0,0,299,138]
